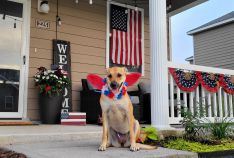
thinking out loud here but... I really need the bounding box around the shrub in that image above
[207,117,233,140]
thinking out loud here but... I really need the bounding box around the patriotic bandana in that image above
[101,79,127,100]
[87,72,141,99]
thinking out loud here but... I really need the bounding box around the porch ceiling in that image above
[112,0,207,16]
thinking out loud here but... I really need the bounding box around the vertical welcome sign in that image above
[53,40,72,112]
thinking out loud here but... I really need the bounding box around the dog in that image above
[87,67,156,151]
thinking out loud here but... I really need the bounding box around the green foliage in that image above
[164,138,234,153]
[138,127,158,144]
[206,117,234,140]
[141,127,159,141]
[180,106,206,138]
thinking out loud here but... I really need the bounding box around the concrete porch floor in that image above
[0,125,197,158]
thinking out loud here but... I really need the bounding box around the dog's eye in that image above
[117,73,122,78]
[108,74,112,78]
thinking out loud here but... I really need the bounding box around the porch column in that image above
[149,0,170,129]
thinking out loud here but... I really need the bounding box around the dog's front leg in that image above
[129,104,139,152]
[98,112,108,151]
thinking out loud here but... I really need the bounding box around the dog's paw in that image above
[130,144,140,152]
[98,144,106,151]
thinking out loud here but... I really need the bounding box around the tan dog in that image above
[97,67,156,151]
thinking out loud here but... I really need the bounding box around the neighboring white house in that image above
[187,11,234,69]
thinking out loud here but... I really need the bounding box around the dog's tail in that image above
[137,143,157,150]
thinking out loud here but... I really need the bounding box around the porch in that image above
[0,125,195,158]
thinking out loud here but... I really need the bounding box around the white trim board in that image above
[105,0,145,76]
[187,17,234,35]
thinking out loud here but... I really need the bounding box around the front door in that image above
[0,0,29,118]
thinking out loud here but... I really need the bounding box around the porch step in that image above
[0,125,102,145]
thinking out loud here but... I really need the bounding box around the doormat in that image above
[0,121,38,126]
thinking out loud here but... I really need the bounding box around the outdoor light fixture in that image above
[56,15,61,26]
[89,0,93,5]
[38,0,50,14]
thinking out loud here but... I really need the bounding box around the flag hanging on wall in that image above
[110,4,143,66]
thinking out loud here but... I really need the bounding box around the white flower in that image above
[64,76,67,78]
[46,76,49,80]
[42,76,45,79]
[35,79,39,82]
[44,72,48,75]
[37,75,40,78]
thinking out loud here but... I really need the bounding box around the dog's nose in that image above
[110,81,118,89]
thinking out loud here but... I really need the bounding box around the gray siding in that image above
[194,23,234,70]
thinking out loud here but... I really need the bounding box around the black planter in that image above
[198,150,234,158]
[39,94,63,124]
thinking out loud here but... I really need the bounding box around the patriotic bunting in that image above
[169,68,234,95]
[169,68,200,92]
[198,72,221,93]
[220,75,234,94]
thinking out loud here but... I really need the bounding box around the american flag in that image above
[110,4,143,66]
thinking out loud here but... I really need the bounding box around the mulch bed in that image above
[0,148,27,158]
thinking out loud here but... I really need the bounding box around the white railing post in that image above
[149,0,170,129]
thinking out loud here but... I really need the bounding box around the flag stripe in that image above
[127,9,130,65]
[122,32,126,65]
[136,11,139,66]
[120,31,123,64]
[134,10,137,66]
[110,5,142,66]
[138,11,142,65]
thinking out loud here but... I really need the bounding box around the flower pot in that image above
[39,94,63,124]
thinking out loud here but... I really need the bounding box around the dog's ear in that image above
[87,74,105,90]
[125,72,141,86]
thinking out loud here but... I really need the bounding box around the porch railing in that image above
[168,62,234,124]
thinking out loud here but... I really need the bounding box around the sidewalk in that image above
[6,138,198,158]
[0,125,102,145]
[0,125,197,158]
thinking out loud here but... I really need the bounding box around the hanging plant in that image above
[198,72,221,93]
[220,75,234,94]
[169,68,200,92]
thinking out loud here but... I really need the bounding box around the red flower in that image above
[45,85,51,93]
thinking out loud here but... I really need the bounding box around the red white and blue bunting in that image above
[169,68,234,95]
[220,75,234,94]
[198,72,221,93]
[169,68,200,92]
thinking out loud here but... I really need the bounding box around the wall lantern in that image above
[38,0,50,14]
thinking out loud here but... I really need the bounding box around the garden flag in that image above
[110,4,143,66]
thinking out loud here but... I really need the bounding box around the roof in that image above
[187,11,234,35]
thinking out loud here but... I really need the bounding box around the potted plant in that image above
[34,66,69,124]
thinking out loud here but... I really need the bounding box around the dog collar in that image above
[101,79,127,100]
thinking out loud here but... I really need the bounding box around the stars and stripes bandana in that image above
[110,4,143,66]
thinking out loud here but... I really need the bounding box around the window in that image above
[106,1,144,74]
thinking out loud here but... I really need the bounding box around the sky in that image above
[171,0,234,64]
